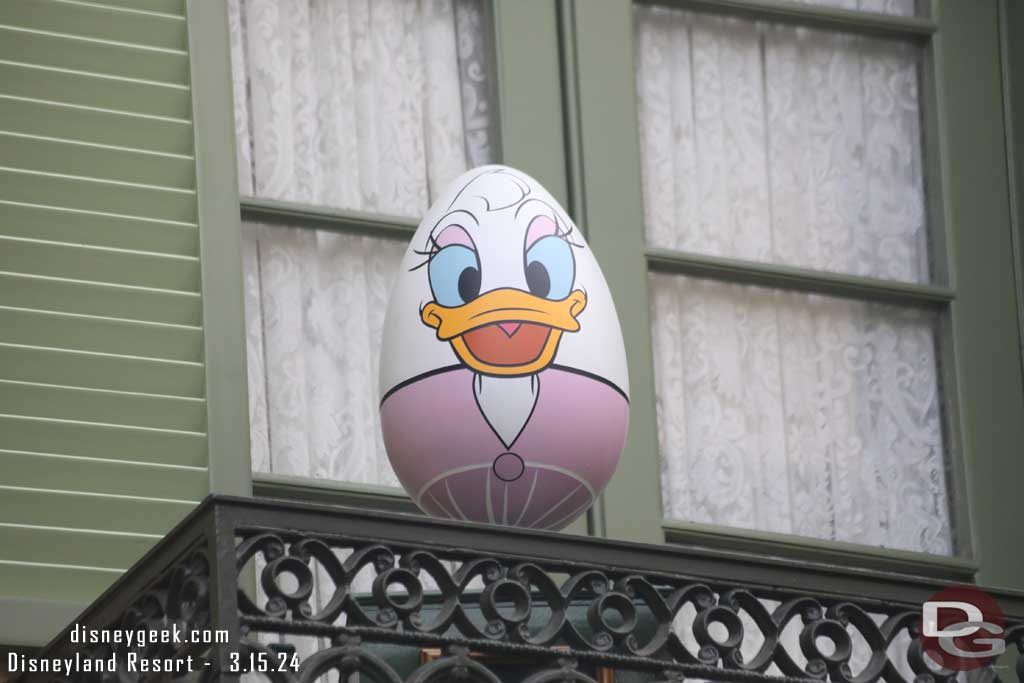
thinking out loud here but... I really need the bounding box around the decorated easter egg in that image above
[379,165,629,530]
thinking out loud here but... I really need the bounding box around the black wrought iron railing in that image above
[20,496,1024,683]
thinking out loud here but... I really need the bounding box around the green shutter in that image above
[0,0,207,641]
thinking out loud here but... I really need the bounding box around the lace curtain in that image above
[635,5,952,554]
[229,0,495,485]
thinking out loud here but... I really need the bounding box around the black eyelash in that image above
[409,217,582,272]
[561,232,584,250]
[554,219,585,249]
[408,237,440,272]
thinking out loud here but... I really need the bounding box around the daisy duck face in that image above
[419,178,587,377]
[379,166,629,530]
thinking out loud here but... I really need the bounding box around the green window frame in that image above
[190,0,1024,592]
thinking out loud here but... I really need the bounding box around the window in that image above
[634,3,951,554]
[228,0,497,488]
[552,0,1023,582]
[217,0,573,512]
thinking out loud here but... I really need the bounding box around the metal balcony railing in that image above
[20,496,1024,683]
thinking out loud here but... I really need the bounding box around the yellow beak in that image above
[421,288,587,376]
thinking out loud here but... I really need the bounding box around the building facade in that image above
[1,0,1023,678]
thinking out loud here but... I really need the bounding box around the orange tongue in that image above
[462,322,551,366]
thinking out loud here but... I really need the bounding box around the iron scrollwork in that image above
[17,499,1023,683]
[235,528,1024,683]
[38,546,213,683]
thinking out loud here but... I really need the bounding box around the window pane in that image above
[242,222,406,486]
[650,273,952,555]
[228,0,497,217]
[635,6,930,282]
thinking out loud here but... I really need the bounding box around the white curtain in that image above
[229,0,495,485]
[241,228,406,485]
[635,5,952,554]
[636,5,929,283]
[650,275,950,554]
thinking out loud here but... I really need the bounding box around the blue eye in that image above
[428,245,481,307]
[525,236,574,300]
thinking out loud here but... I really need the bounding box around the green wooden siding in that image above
[0,0,207,638]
